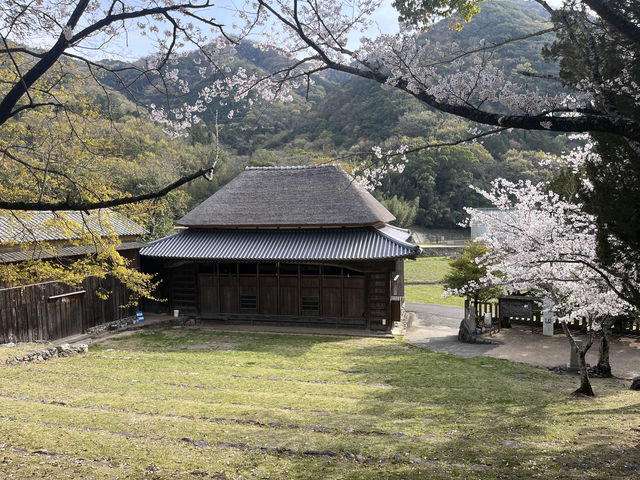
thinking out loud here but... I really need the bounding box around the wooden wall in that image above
[0,276,134,343]
[154,261,400,330]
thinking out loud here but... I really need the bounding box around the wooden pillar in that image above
[297,264,301,316]
[320,265,323,317]
[256,263,260,313]
[235,263,240,313]
[216,262,220,314]
[340,267,344,319]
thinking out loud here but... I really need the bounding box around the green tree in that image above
[541,1,640,307]
[380,195,420,227]
[443,241,502,304]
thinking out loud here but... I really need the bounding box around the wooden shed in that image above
[0,209,147,342]
[141,165,420,331]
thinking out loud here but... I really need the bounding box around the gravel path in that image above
[405,303,640,381]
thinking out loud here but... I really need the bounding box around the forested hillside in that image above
[48,0,575,234]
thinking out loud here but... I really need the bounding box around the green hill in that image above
[18,0,572,232]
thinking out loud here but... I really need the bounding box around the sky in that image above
[79,0,401,61]
[69,0,563,61]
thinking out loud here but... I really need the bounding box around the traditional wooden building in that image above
[141,165,420,331]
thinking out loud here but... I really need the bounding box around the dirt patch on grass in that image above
[184,342,237,351]
[93,328,242,352]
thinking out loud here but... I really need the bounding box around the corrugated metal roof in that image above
[140,227,420,261]
[0,241,147,264]
[0,209,147,244]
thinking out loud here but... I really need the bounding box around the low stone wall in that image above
[419,246,463,258]
[2,343,88,366]
[86,316,139,335]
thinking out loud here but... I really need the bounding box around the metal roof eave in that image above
[141,227,420,262]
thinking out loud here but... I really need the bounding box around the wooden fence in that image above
[469,300,640,335]
[0,276,134,343]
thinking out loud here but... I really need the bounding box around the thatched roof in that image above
[178,165,395,228]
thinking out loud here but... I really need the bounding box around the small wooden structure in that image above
[0,209,147,341]
[142,165,420,331]
[498,295,541,328]
[471,298,640,334]
[0,276,135,343]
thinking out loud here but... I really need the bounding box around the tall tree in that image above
[541,1,640,308]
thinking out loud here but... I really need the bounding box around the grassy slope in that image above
[404,257,465,306]
[0,328,637,479]
[404,257,453,284]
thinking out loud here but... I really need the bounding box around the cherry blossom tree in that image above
[2,0,640,301]
[467,177,635,395]
[3,0,639,212]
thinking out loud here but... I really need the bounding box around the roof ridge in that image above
[375,225,420,250]
[245,164,339,171]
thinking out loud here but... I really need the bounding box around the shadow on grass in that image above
[95,324,355,358]
[339,342,640,477]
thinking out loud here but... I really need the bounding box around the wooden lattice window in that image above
[240,295,257,309]
[301,296,319,311]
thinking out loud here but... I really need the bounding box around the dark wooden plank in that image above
[199,274,219,314]
[219,276,239,313]
[0,290,8,343]
[278,276,298,316]
[259,276,278,314]
[344,276,367,319]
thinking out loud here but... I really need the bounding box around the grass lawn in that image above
[404,257,452,284]
[0,327,638,479]
[405,284,465,307]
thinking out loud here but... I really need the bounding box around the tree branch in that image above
[582,0,640,47]
[0,165,217,212]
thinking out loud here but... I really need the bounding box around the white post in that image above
[542,297,554,336]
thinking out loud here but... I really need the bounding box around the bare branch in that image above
[0,165,217,212]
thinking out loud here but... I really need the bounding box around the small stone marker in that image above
[568,339,583,372]
[463,306,476,332]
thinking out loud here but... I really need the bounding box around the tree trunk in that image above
[576,349,595,396]
[560,321,595,396]
[594,317,613,377]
